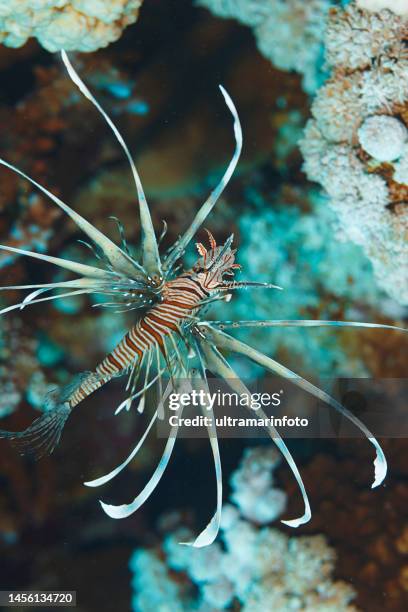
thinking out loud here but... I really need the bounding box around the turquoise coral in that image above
[197,0,408,304]
[197,0,338,93]
[129,446,358,611]
[217,188,390,378]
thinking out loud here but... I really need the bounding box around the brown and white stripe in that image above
[68,275,209,408]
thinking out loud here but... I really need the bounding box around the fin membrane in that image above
[0,401,71,460]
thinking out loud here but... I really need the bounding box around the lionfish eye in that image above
[150,274,162,287]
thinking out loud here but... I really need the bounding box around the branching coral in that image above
[230,446,287,524]
[300,2,408,305]
[197,0,337,93]
[0,1,143,52]
[130,446,358,611]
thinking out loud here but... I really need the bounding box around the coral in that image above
[0,53,148,415]
[358,115,408,162]
[394,144,408,184]
[0,313,60,417]
[197,0,337,93]
[0,63,76,268]
[0,49,152,270]
[196,0,268,26]
[324,5,408,72]
[300,2,408,305]
[0,4,404,605]
[130,446,358,611]
[0,0,143,52]
[0,319,41,417]
[0,193,55,270]
[219,186,400,378]
[230,446,287,524]
[282,441,408,611]
[255,0,334,94]
[357,0,408,16]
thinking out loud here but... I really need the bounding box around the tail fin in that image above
[0,387,72,460]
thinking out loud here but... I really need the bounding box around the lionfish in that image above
[0,52,405,547]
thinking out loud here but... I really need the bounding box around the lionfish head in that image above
[192,230,241,288]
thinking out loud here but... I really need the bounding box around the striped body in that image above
[68,275,209,408]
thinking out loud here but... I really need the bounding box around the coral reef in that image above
[358,115,408,162]
[0,3,405,610]
[0,193,55,270]
[0,48,150,418]
[0,0,143,52]
[282,440,408,611]
[357,0,408,16]
[0,319,48,417]
[130,446,358,611]
[300,1,408,305]
[229,446,287,524]
[0,48,153,420]
[219,186,401,378]
[0,48,155,248]
[197,0,337,93]
[195,0,268,26]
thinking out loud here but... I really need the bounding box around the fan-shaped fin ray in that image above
[164,85,242,273]
[0,289,94,317]
[0,158,143,280]
[210,319,407,333]
[100,428,177,519]
[0,402,71,460]
[98,380,181,519]
[61,51,161,279]
[199,338,311,528]
[181,356,224,547]
[0,244,114,280]
[221,281,283,291]
[202,325,387,489]
[0,279,114,295]
[84,410,158,488]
